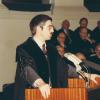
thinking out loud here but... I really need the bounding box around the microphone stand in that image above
[77,69,90,88]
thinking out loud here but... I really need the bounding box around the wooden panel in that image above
[68,78,85,88]
[68,78,100,88]
[25,88,87,100]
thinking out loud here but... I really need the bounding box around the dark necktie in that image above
[42,44,52,86]
[42,44,47,55]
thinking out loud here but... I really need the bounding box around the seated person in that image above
[71,27,95,58]
[56,45,69,87]
[57,19,74,45]
[56,45,99,88]
[88,43,100,65]
[91,20,100,44]
[52,32,72,52]
[76,52,100,75]
[74,17,92,39]
[64,52,100,85]
[56,45,79,78]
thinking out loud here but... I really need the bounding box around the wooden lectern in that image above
[68,78,100,88]
[25,78,100,100]
[25,88,87,100]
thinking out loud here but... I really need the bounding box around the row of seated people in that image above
[51,17,100,65]
[49,25,100,76]
[56,17,100,45]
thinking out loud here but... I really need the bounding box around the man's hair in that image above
[97,20,100,25]
[29,14,52,36]
[62,19,69,25]
[79,17,88,24]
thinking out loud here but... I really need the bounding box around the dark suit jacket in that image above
[74,27,92,38]
[91,27,100,43]
[14,37,68,100]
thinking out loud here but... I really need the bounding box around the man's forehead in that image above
[45,20,53,26]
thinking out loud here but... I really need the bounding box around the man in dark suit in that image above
[71,27,94,58]
[88,43,100,65]
[91,20,100,44]
[14,14,68,100]
[74,17,92,39]
[57,19,74,45]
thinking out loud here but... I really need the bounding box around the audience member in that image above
[74,17,92,40]
[91,20,100,44]
[76,52,100,75]
[71,27,94,58]
[88,43,100,65]
[57,19,74,45]
[52,31,72,52]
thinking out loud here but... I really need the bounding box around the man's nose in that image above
[51,28,54,33]
[51,28,54,34]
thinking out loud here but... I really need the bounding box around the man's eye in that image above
[49,26,52,29]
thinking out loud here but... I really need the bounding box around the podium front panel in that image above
[25,88,87,100]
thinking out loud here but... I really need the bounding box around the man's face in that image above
[95,45,100,58]
[56,46,65,57]
[62,21,70,30]
[80,20,88,28]
[79,28,88,40]
[41,20,54,41]
[57,32,66,44]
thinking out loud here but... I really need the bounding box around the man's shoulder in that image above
[17,37,33,49]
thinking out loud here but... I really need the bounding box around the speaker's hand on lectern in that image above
[90,74,100,84]
[33,78,50,99]
[39,83,51,99]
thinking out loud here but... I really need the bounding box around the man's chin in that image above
[48,35,52,40]
[46,37,51,40]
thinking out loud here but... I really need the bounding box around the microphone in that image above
[64,53,82,71]
[64,53,90,87]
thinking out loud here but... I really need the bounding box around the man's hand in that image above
[90,74,100,84]
[84,73,100,84]
[33,79,51,99]
[39,83,51,99]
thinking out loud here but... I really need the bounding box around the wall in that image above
[55,0,83,6]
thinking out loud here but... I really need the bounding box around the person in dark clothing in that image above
[71,27,94,58]
[64,52,100,84]
[57,19,74,45]
[56,32,69,52]
[91,20,100,44]
[76,52,100,75]
[74,17,92,41]
[56,46,69,87]
[51,31,72,53]
[88,43,100,65]
[14,14,68,100]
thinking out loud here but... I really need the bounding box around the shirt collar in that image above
[33,36,46,50]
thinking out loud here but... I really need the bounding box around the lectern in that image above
[25,88,87,100]
[25,78,100,100]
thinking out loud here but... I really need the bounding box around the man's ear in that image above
[37,26,42,32]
